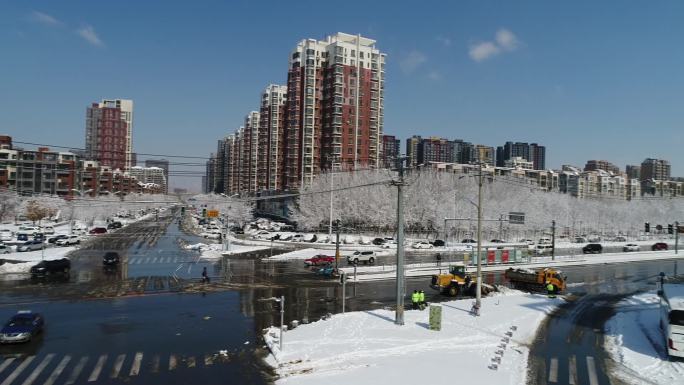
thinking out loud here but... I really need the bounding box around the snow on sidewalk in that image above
[263,291,562,385]
[604,292,684,385]
[0,247,74,274]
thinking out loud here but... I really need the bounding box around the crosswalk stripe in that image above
[187,356,196,368]
[129,352,143,376]
[568,355,577,385]
[204,354,213,366]
[144,258,151,264]
[173,257,179,263]
[151,355,160,373]
[64,356,88,385]
[42,355,70,385]
[586,356,599,385]
[548,357,558,383]
[21,354,54,385]
[110,354,126,379]
[87,354,107,382]
[152,257,159,263]
[1,356,35,385]
[0,358,16,375]
[168,355,177,371]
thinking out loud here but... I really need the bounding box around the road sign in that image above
[678,225,684,234]
[206,210,219,218]
[508,212,525,225]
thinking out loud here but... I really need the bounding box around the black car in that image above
[48,235,69,244]
[372,237,386,246]
[431,239,445,247]
[652,242,668,251]
[461,239,477,244]
[107,221,123,230]
[103,252,120,266]
[30,258,71,278]
[582,243,603,254]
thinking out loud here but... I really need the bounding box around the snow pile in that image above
[264,248,334,261]
[220,244,269,256]
[0,261,35,274]
[263,291,562,385]
[1,247,74,263]
[604,292,684,385]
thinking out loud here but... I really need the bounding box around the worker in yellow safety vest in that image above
[411,290,420,309]
[546,282,556,298]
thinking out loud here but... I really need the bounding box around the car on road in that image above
[55,235,80,246]
[538,238,552,245]
[652,242,668,251]
[0,229,13,241]
[582,243,603,254]
[107,221,123,230]
[0,243,12,254]
[89,227,107,235]
[17,240,45,252]
[535,244,554,255]
[411,241,433,249]
[103,252,120,266]
[461,239,476,244]
[18,226,40,235]
[30,258,71,278]
[347,251,377,265]
[574,237,587,243]
[290,234,305,242]
[48,234,69,244]
[0,311,44,344]
[490,239,506,243]
[431,239,445,247]
[623,244,640,252]
[614,236,627,242]
[304,255,335,266]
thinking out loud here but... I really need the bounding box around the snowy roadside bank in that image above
[604,292,684,385]
[263,290,562,385]
[0,246,75,274]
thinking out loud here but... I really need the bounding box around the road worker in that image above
[546,281,556,298]
[411,290,420,309]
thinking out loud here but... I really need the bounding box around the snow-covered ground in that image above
[0,246,75,274]
[604,292,684,385]
[263,290,561,385]
[263,248,393,261]
[184,242,269,259]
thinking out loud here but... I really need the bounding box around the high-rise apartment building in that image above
[258,85,288,191]
[474,145,495,166]
[284,33,385,188]
[625,165,640,180]
[241,112,260,193]
[405,135,422,167]
[584,160,620,175]
[529,143,546,170]
[381,135,400,169]
[418,137,454,164]
[85,99,133,171]
[144,159,169,193]
[640,158,671,181]
[496,141,546,170]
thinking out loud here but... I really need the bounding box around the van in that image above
[538,238,552,245]
[535,244,554,255]
[660,283,684,358]
[582,243,602,254]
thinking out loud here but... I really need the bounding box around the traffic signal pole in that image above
[393,158,407,326]
[676,221,679,255]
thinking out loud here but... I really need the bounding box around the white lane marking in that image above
[42,355,70,385]
[0,358,16,375]
[568,355,577,385]
[1,356,35,385]
[586,356,599,385]
[204,354,213,366]
[64,356,88,385]
[187,356,196,368]
[129,352,143,376]
[21,353,54,385]
[87,354,107,382]
[151,355,160,373]
[168,355,177,371]
[110,354,126,379]
[548,357,558,383]
[152,257,159,264]
[173,257,179,263]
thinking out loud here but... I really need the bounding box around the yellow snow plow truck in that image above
[430,264,478,296]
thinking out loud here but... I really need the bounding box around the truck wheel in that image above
[448,285,459,297]
[368,257,375,264]
[353,258,359,264]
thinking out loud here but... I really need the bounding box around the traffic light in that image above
[668,224,674,235]
[202,208,207,217]
[181,206,186,215]
[645,222,650,233]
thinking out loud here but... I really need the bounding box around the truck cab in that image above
[430,264,476,296]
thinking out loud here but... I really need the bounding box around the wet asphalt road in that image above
[0,211,682,385]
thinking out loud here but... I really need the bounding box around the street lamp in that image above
[259,296,285,352]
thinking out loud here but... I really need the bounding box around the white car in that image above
[201,232,221,240]
[56,235,81,246]
[346,251,377,265]
[290,234,305,242]
[18,226,41,235]
[42,226,55,235]
[411,241,433,249]
[623,244,640,252]
[0,229,13,241]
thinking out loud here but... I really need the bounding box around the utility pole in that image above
[328,159,335,241]
[551,220,556,261]
[499,214,504,240]
[676,221,679,255]
[334,219,341,271]
[475,162,484,314]
[393,157,407,325]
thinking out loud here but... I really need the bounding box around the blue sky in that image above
[1,0,683,190]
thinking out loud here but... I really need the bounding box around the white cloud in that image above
[436,35,452,47]
[496,29,519,51]
[30,11,62,27]
[427,70,442,81]
[469,41,501,62]
[77,25,104,47]
[469,28,521,62]
[399,50,427,73]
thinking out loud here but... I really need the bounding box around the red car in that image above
[652,242,668,251]
[89,227,107,235]
[304,255,335,266]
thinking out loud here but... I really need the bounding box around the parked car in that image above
[290,234,305,242]
[18,226,40,235]
[107,221,123,230]
[30,258,71,278]
[614,236,627,242]
[48,234,69,244]
[89,227,107,235]
[582,243,603,254]
[623,244,640,252]
[411,241,433,249]
[17,240,44,252]
[42,226,55,235]
[574,237,587,243]
[103,252,120,266]
[535,244,554,255]
[347,251,377,265]
[304,255,335,266]
[538,238,552,245]
[490,239,506,243]
[372,238,386,246]
[0,244,12,254]
[381,240,397,249]
[55,235,80,246]
[0,229,13,241]
[431,239,445,247]
[0,311,44,344]
[16,233,29,242]
[652,242,669,251]
[461,239,477,244]
[519,239,535,245]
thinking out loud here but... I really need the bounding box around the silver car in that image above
[17,240,44,252]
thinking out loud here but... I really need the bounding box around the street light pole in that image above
[676,221,679,255]
[394,157,407,325]
[334,219,341,271]
[328,167,334,241]
[475,162,483,314]
[279,295,285,352]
